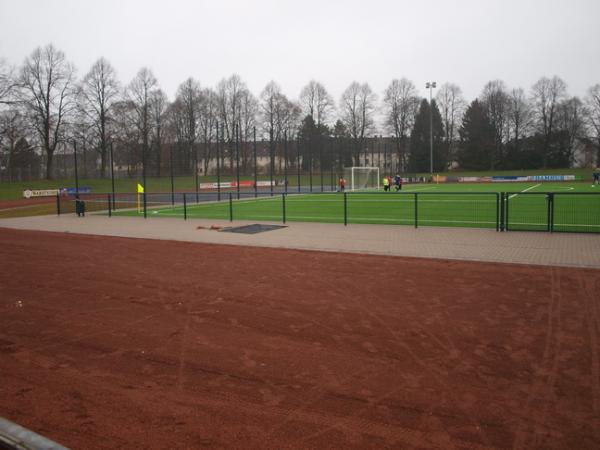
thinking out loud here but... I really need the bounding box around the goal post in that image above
[343,167,380,191]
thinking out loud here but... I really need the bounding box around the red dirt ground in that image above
[0,197,56,210]
[0,228,599,449]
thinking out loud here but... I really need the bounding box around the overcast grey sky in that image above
[1,0,599,104]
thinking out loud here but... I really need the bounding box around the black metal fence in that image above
[56,191,600,234]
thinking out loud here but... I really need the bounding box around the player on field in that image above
[382,176,390,191]
[394,174,402,191]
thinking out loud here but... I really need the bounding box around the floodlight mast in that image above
[426,81,437,174]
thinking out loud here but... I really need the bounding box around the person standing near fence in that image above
[75,196,85,217]
[339,177,346,192]
[593,169,600,186]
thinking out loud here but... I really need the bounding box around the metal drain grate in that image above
[221,224,288,234]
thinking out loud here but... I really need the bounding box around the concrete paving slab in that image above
[1,214,599,268]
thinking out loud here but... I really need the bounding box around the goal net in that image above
[343,167,380,191]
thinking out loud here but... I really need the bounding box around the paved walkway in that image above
[1,215,599,268]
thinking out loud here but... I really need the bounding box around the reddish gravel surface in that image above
[1,228,599,449]
[0,197,56,210]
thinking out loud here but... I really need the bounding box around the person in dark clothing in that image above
[75,197,85,217]
[394,174,402,191]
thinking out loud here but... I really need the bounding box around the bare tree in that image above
[216,74,247,169]
[111,99,139,176]
[174,78,201,175]
[531,76,567,168]
[149,89,168,175]
[383,78,420,171]
[0,58,17,105]
[556,97,586,166]
[238,88,258,173]
[126,67,158,180]
[584,84,600,166]
[480,80,509,169]
[198,87,218,175]
[0,108,27,180]
[340,82,377,165]
[69,114,95,178]
[261,81,300,173]
[18,44,76,179]
[79,57,120,177]
[299,80,334,126]
[506,88,533,156]
[436,82,465,167]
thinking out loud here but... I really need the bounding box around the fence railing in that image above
[56,190,600,234]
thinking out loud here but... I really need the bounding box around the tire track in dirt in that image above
[342,296,491,449]
[512,267,562,449]
[176,301,193,391]
[287,287,492,450]
[577,272,600,415]
[11,312,160,354]
[531,268,563,448]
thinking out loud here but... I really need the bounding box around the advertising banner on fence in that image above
[59,187,92,195]
[492,176,530,182]
[198,180,272,190]
[529,175,576,181]
[23,189,60,198]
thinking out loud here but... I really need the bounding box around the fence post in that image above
[414,193,418,228]
[143,192,147,219]
[495,193,499,231]
[499,193,505,232]
[505,194,510,231]
[546,193,552,232]
[282,193,286,224]
[551,193,555,232]
[108,193,112,217]
[56,193,61,216]
[548,193,554,232]
[229,192,233,222]
[183,193,187,220]
[343,192,347,226]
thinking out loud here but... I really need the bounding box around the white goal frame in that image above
[345,167,380,191]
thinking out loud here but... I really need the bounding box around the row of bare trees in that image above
[1,44,600,181]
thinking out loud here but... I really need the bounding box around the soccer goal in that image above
[344,167,380,191]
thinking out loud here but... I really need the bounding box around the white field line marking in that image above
[508,184,541,199]
[550,186,574,191]
[402,186,439,192]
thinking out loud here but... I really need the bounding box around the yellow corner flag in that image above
[137,183,144,213]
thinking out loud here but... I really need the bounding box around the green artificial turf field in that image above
[110,182,600,233]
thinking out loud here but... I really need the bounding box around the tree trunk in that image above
[46,149,54,179]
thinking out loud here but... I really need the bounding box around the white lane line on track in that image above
[509,183,541,199]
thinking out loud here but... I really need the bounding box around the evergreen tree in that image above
[457,100,495,170]
[297,114,330,171]
[332,119,351,168]
[408,99,444,172]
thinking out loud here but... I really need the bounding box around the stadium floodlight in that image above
[344,167,380,191]
[426,81,437,174]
